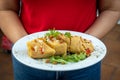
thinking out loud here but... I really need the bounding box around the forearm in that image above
[85,10,120,39]
[0,11,28,43]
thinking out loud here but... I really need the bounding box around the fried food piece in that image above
[45,37,67,56]
[27,38,55,58]
[57,34,71,51]
[79,37,94,56]
[27,30,94,59]
[69,36,94,55]
[69,36,82,53]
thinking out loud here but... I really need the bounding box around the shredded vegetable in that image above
[46,52,87,64]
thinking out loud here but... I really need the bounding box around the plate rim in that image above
[12,30,107,71]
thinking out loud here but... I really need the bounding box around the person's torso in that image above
[21,0,97,34]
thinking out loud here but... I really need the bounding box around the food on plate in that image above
[27,38,55,58]
[57,33,71,51]
[26,30,94,64]
[69,36,82,53]
[45,38,67,56]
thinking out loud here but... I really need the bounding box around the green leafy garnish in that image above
[50,56,67,64]
[47,52,87,64]
[45,30,61,37]
[64,32,71,38]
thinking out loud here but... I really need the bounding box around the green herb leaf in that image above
[45,30,61,37]
[64,32,71,38]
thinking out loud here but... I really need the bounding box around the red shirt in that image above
[21,0,97,34]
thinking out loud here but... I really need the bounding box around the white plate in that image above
[12,30,107,71]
